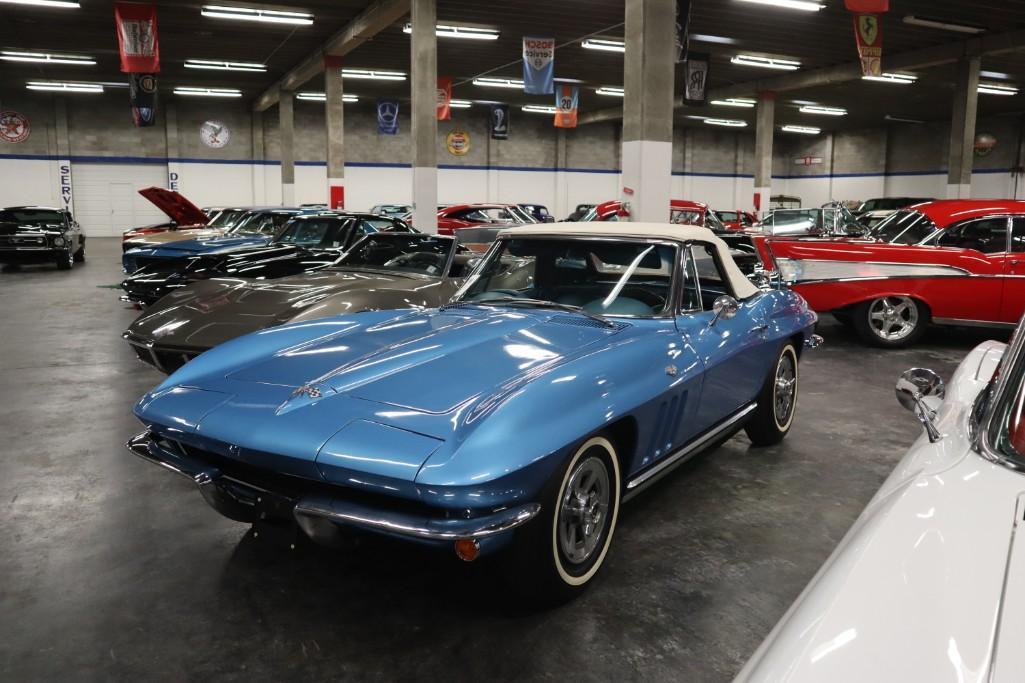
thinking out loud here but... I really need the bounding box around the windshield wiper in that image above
[441,297,616,328]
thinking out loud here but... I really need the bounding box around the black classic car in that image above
[0,206,85,271]
[120,211,414,306]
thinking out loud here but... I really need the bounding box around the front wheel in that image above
[852,296,928,348]
[505,436,621,603]
[55,248,73,270]
[73,241,85,262]
[745,342,799,446]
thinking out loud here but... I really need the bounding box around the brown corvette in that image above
[123,233,480,374]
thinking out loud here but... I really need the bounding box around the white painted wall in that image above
[0,158,59,208]
[71,163,167,236]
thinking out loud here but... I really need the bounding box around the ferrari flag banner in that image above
[490,104,509,140]
[522,36,555,95]
[853,13,883,77]
[377,99,399,135]
[114,3,160,73]
[129,73,158,127]
[554,85,578,128]
[437,76,452,121]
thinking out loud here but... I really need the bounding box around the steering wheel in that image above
[384,252,445,270]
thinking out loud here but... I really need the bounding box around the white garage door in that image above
[71,163,168,237]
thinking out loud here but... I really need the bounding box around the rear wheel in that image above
[852,296,928,348]
[745,342,799,446]
[505,436,621,603]
[55,248,73,270]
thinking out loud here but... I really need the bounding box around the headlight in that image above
[775,258,804,284]
[53,236,66,247]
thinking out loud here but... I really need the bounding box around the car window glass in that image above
[718,211,738,222]
[337,235,453,275]
[1012,217,1025,253]
[871,210,937,244]
[689,243,732,310]
[0,208,65,226]
[937,217,1009,253]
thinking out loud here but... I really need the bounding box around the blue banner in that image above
[522,36,555,95]
[377,99,399,135]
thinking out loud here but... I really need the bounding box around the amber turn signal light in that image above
[454,538,480,562]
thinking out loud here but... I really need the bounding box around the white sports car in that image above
[737,317,1025,682]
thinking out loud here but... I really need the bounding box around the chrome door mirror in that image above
[709,295,739,327]
[896,367,946,442]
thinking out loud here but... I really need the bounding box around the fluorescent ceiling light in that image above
[981,70,1012,80]
[704,118,747,127]
[691,33,738,45]
[450,99,471,108]
[799,104,847,116]
[903,15,985,34]
[402,23,498,40]
[296,92,358,102]
[862,72,917,84]
[978,83,1019,96]
[596,86,624,97]
[581,38,625,53]
[711,97,756,108]
[782,125,820,134]
[342,68,406,81]
[185,59,266,72]
[0,0,80,7]
[737,0,823,11]
[731,54,800,70]
[2,50,94,65]
[522,105,557,114]
[26,80,101,92]
[173,87,242,98]
[473,77,523,89]
[201,5,313,25]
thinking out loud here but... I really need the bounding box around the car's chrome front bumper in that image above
[126,431,541,544]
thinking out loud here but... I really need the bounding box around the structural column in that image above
[947,55,981,199]
[279,89,296,206]
[251,110,266,204]
[620,0,675,223]
[554,128,568,220]
[325,56,345,208]
[753,91,775,216]
[165,102,181,195]
[410,0,438,233]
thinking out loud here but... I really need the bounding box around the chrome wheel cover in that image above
[868,296,918,341]
[557,455,611,566]
[774,352,797,426]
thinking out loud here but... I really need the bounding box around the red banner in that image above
[844,0,888,11]
[436,76,452,121]
[853,13,882,77]
[115,3,159,73]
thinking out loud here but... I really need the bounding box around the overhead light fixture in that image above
[473,77,524,89]
[2,50,94,65]
[903,15,985,34]
[26,80,102,92]
[201,5,313,26]
[884,114,925,124]
[173,86,242,98]
[704,118,747,127]
[1,0,80,7]
[862,72,917,84]
[185,59,266,72]
[596,86,625,97]
[522,105,557,114]
[691,33,738,45]
[342,68,406,81]
[981,70,1012,80]
[402,23,498,40]
[799,104,847,116]
[296,92,358,102]
[731,54,800,71]
[450,99,472,108]
[581,38,625,53]
[711,97,756,108]
[737,0,823,11]
[978,83,1019,96]
[782,125,820,134]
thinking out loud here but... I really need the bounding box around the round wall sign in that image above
[0,110,30,144]
[446,129,470,156]
[200,120,230,148]
[974,132,997,157]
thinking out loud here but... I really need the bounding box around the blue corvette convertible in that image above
[127,222,819,599]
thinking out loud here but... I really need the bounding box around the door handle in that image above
[750,324,769,334]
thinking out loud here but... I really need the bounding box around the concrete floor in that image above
[0,237,1009,682]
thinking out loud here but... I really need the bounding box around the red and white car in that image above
[583,199,729,231]
[714,209,758,231]
[431,203,537,236]
[759,199,1025,347]
[120,187,211,244]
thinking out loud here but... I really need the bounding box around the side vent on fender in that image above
[641,391,688,468]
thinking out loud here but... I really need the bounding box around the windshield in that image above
[0,208,64,227]
[275,217,351,247]
[717,211,738,222]
[765,209,820,233]
[336,234,455,275]
[455,237,677,317]
[371,205,411,217]
[228,211,297,236]
[870,210,939,244]
[859,198,922,213]
[207,208,245,228]
[671,209,704,226]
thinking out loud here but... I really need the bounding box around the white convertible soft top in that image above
[498,221,759,299]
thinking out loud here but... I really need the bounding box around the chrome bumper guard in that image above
[804,334,824,349]
[126,432,540,542]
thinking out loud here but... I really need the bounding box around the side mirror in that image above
[896,367,946,442]
[709,295,739,327]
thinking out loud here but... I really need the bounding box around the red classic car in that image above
[715,209,758,231]
[759,199,1025,347]
[584,199,729,230]
[430,203,537,236]
[120,187,211,243]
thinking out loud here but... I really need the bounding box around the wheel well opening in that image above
[603,417,638,474]
[789,332,805,359]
